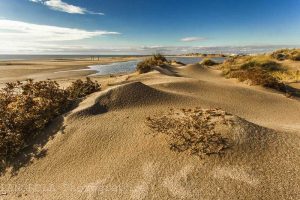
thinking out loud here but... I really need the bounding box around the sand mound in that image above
[71,82,183,117]
[146,108,272,157]
[152,65,180,77]
[182,63,209,73]
[97,82,182,109]
[178,63,222,80]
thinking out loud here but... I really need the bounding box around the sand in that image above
[0,61,300,199]
[0,56,145,84]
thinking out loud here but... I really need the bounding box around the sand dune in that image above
[1,63,300,199]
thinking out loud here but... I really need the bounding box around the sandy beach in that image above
[0,56,145,84]
[0,58,299,199]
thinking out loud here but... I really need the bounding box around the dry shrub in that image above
[146,108,232,157]
[0,78,100,170]
[67,77,101,99]
[136,54,168,74]
[201,58,218,66]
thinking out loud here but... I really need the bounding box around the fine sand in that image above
[0,61,300,199]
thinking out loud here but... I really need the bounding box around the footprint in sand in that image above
[211,166,260,186]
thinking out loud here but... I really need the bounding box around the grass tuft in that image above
[136,54,168,74]
[201,58,218,66]
[270,49,300,61]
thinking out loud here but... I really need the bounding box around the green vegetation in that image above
[270,49,300,61]
[136,54,168,74]
[201,58,218,66]
[0,78,100,171]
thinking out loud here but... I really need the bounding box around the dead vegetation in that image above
[0,78,100,171]
[146,108,233,158]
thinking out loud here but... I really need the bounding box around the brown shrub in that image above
[0,78,100,171]
[67,77,101,99]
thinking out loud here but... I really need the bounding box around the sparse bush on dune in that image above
[136,54,168,74]
[201,58,218,66]
[0,78,100,171]
[271,49,300,61]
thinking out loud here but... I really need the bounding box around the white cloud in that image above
[29,0,104,15]
[180,37,206,42]
[0,19,119,53]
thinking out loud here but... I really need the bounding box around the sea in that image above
[80,56,226,76]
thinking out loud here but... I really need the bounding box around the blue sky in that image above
[0,0,300,54]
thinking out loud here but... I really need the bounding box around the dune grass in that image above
[0,78,100,171]
[136,54,169,74]
[200,58,219,66]
[270,49,300,61]
[220,53,299,96]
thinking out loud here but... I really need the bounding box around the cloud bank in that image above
[0,19,119,53]
[0,19,298,54]
[29,0,104,15]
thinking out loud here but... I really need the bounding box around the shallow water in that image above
[88,57,225,76]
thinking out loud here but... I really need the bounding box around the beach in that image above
[0,56,299,199]
[0,56,146,84]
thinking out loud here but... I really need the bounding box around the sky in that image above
[0,0,300,54]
